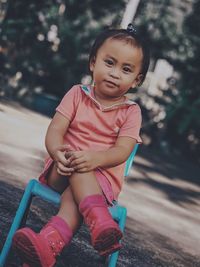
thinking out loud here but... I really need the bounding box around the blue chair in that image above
[0,144,139,267]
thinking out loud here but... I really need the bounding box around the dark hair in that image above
[89,27,150,86]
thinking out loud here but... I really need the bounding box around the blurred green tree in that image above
[166,0,200,161]
[1,0,199,160]
[0,0,125,97]
[135,0,200,161]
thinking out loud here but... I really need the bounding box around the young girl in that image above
[13,24,150,267]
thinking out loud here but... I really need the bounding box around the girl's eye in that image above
[123,67,132,73]
[104,59,114,66]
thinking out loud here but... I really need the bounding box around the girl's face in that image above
[90,38,143,105]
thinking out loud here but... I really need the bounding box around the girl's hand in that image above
[52,144,74,176]
[66,150,99,173]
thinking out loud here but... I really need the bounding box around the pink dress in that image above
[39,84,142,204]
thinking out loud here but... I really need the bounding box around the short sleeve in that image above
[118,104,142,143]
[56,85,81,121]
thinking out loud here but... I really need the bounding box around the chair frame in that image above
[0,144,139,267]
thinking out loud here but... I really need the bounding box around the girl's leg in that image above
[69,171,122,256]
[46,163,69,193]
[13,163,82,267]
[57,186,83,232]
[69,171,102,203]
[47,163,83,232]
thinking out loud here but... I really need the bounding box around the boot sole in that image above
[99,242,122,257]
[12,229,52,267]
[93,227,122,251]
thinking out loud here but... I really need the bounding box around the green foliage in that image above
[135,0,200,161]
[1,0,199,160]
[0,0,125,97]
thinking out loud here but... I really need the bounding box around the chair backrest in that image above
[124,143,139,177]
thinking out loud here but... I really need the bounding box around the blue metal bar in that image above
[124,143,139,177]
[108,207,127,267]
[0,179,36,267]
[32,181,61,206]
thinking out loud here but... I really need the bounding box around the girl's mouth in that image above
[104,80,118,88]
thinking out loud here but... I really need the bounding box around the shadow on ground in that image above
[136,146,200,185]
[0,180,199,267]
[1,101,200,266]
[127,173,200,206]
[126,146,200,207]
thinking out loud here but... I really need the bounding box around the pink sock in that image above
[79,194,106,215]
[49,216,73,244]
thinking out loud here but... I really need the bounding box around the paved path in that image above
[0,101,200,267]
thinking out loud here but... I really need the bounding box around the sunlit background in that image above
[0,0,199,163]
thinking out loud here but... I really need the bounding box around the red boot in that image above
[99,242,122,257]
[79,194,123,255]
[12,216,73,267]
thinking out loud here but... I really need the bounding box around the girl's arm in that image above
[45,112,74,175]
[97,136,137,168]
[68,136,137,172]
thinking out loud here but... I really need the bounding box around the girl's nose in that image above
[109,67,120,79]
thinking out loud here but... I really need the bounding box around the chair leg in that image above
[0,180,35,267]
[20,195,33,228]
[108,206,127,267]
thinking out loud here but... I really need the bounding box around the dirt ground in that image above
[0,101,200,267]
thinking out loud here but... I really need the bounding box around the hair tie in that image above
[126,23,137,35]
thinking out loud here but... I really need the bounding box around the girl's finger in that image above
[76,167,89,173]
[57,168,72,176]
[57,162,74,172]
[65,151,74,159]
[58,144,72,152]
[70,158,85,167]
[74,163,88,171]
[58,152,71,166]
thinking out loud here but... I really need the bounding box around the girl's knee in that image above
[47,163,69,193]
[69,171,102,202]
[70,171,95,180]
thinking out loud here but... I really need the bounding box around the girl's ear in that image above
[132,73,143,88]
[89,57,96,72]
